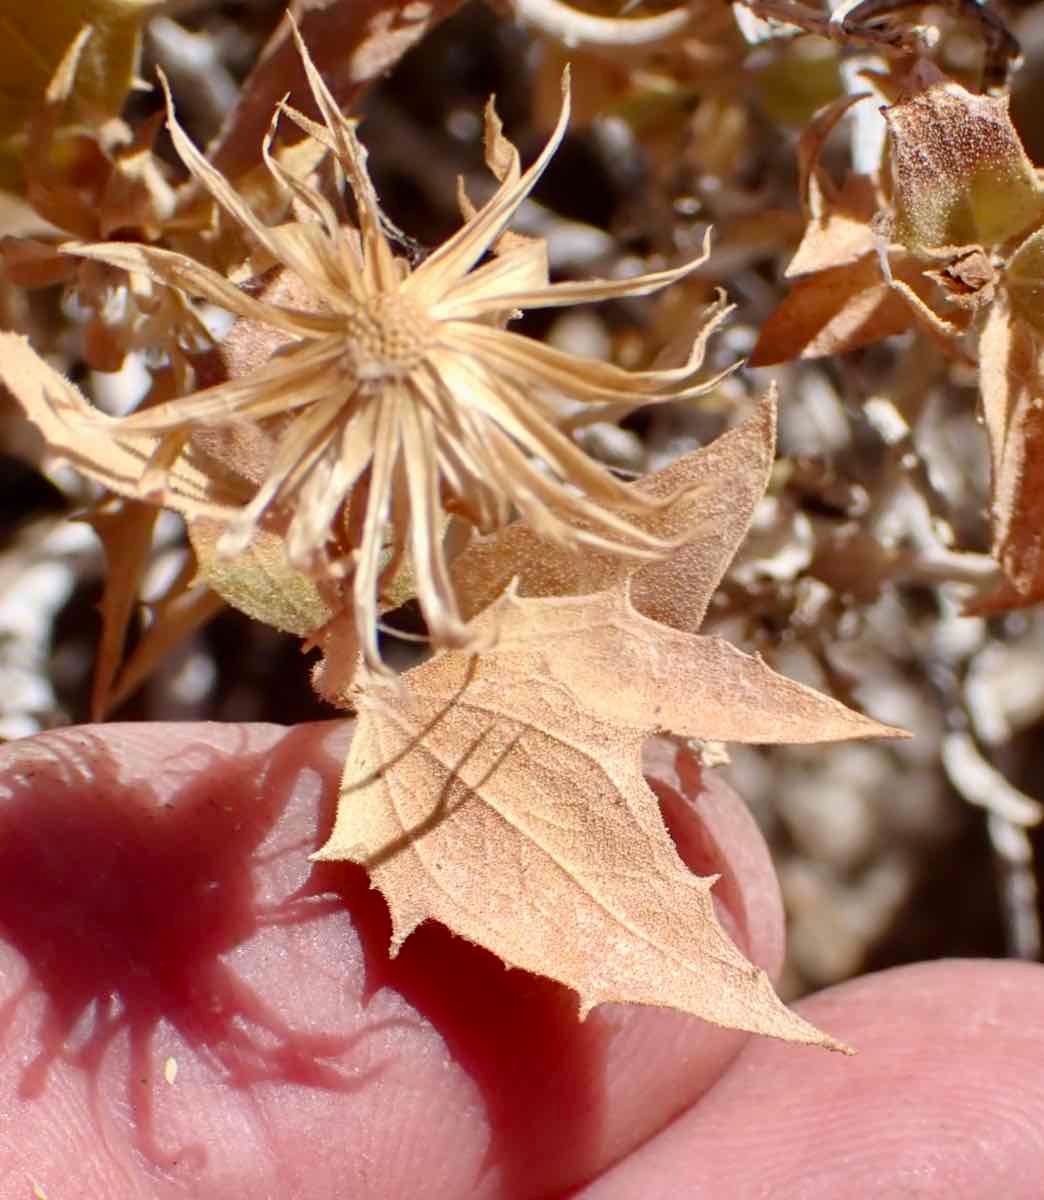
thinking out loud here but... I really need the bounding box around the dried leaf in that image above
[977,297,1044,605]
[315,585,901,1047]
[885,69,1044,253]
[750,250,940,365]
[0,1,160,187]
[450,391,778,632]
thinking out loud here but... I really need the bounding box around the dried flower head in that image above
[40,27,730,667]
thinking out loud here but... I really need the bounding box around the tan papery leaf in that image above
[450,390,777,633]
[314,585,903,1048]
[750,251,939,365]
[975,296,1044,606]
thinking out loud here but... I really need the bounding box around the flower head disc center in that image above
[341,293,434,385]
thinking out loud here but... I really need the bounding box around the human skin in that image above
[1,721,1043,1199]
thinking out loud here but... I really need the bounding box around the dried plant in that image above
[4,0,1044,1083]
[753,61,1044,612]
[5,27,736,672]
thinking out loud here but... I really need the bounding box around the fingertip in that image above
[586,959,1044,1198]
[644,737,786,981]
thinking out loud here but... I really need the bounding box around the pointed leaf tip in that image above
[317,586,892,1048]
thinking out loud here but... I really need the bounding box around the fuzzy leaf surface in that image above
[885,72,1044,252]
[315,587,902,1048]
[450,392,777,633]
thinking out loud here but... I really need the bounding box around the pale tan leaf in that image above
[315,586,901,1047]
[450,391,777,633]
[0,332,167,488]
[479,589,903,746]
[750,251,935,365]
[977,297,1044,604]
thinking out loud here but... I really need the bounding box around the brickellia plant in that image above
[12,0,1044,1065]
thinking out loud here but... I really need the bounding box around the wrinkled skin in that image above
[1,721,1043,1199]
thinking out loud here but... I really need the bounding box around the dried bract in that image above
[754,63,1044,611]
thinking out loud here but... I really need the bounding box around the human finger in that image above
[582,958,1044,1199]
[0,724,786,1199]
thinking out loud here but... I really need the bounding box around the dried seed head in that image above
[34,30,733,675]
[340,294,435,384]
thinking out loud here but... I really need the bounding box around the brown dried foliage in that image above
[753,61,1044,611]
[19,2,1043,1049]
